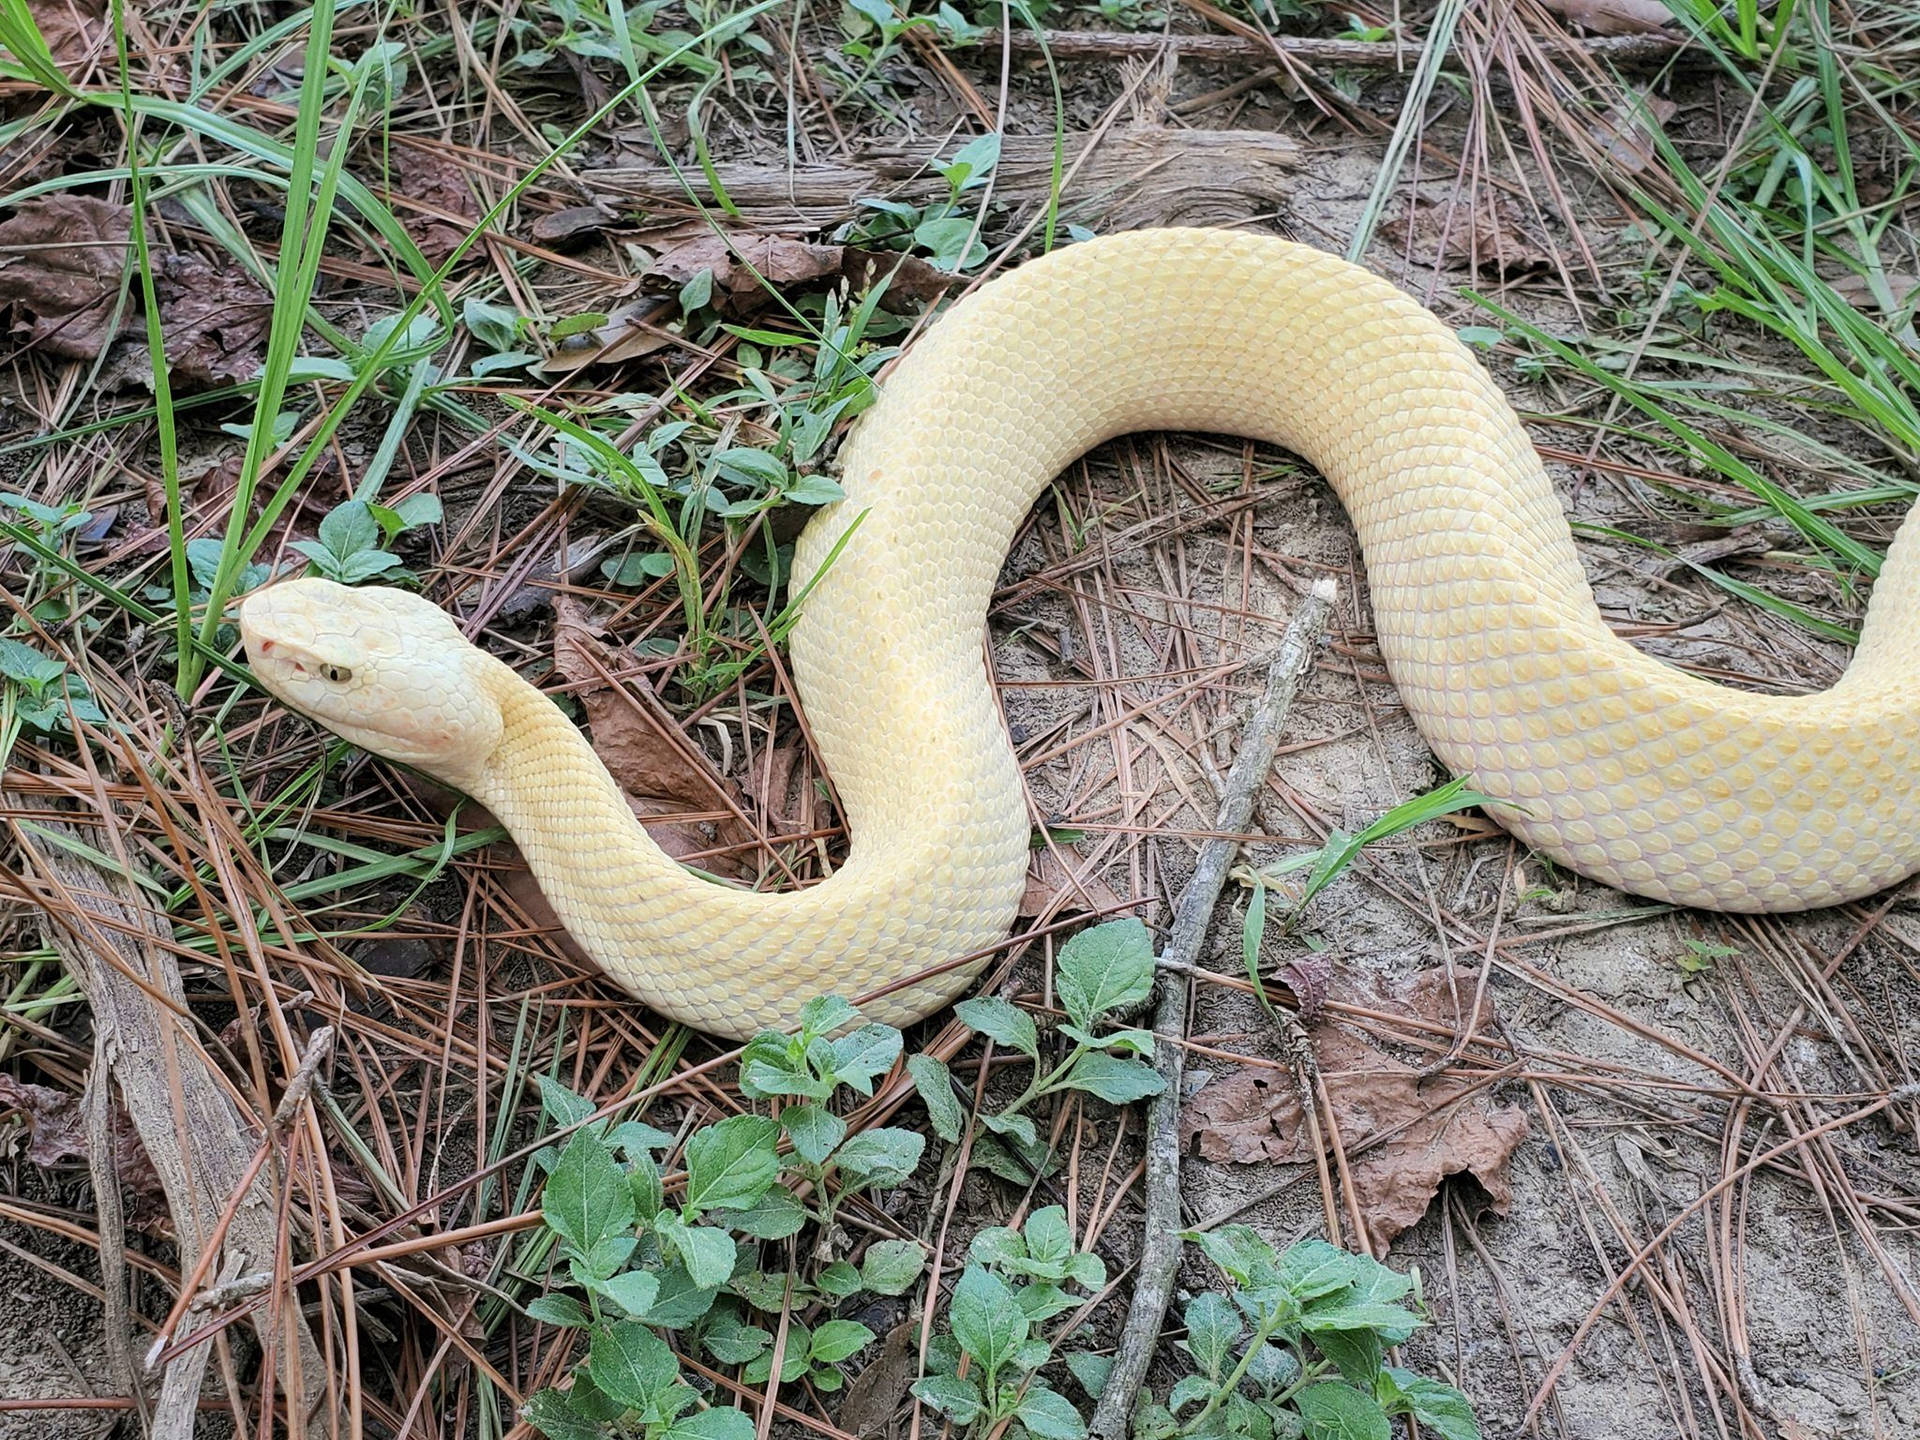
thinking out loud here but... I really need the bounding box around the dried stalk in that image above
[1087,578,1336,1440]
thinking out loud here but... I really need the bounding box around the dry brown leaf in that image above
[1020,846,1127,919]
[551,600,754,871]
[1587,94,1678,175]
[0,1074,167,1226]
[391,143,480,262]
[1383,195,1552,279]
[0,195,129,360]
[532,204,619,245]
[838,1319,920,1436]
[1183,968,1528,1253]
[31,0,105,72]
[1544,0,1676,36]
[155,250,272,389]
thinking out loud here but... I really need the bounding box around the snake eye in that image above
[321,664,354,684]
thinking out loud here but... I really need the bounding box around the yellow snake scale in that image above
[240,230,1920,1039]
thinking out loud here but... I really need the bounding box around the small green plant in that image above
[908,919,1165,1169]
[911,1206,1105,1438]
[522,997,930,1439]
[290,496,442,585]
[1128,1228,1479,1440]
[0,638,105,739]
[1675,936,1737,979]
[1234,778,1494,1012]
[834,132,1002,271]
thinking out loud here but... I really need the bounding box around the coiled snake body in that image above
[240,230,1920,1039]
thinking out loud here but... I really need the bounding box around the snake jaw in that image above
[238,577,504,793]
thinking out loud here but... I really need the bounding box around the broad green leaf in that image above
[710,446,789,490]
[1057,1052,1164,1104]
[523,1387,606,1440]
[798,995,860,1036]
[597,1269,661,1317]
[783,472,846,505]
[1377,1369,1481,1440]
[1015,1384,1087,1439]
[727,1188,807,1240]
[588,1320,683,1417]
[1182,1292,1241,1381]
[656,1213,739,1290]
[829,1023,902,1094]
[809,1319,875,1363]
[661,1408,758,1440]
[812,1260,859,1298]
[969,1225,1025,1268]
[543,1131,635,1257]
[1056,918,1155,1027]
[948,1264,1026,1372]
[683,1114,781,1213]
[906,1053,967,1142]
[1295,1381,1390,1440]
[1063,1350,1112,1397]
[703,1310,772,1364]
[629,1152,664,1221]
[860,1239,926,1296]
[1183,1225,1279,1288]
[1311,1326,1384,1389]
[911,1374,984,1424]
[1278,1240,1366,1301]
[833,1127,924,1189]
[636,1265,719,1328]
[1023,1206,1072,1264]
[954,996,1038,1058]
[781,1102,846,1165]
[317,500,381,559]
[1167,1374,1214,1415]
[525,1293,591,1328]
[979,1108,1038,1147]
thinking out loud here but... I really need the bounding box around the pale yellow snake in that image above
[239,229,1920,1039]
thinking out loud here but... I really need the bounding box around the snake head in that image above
[237,577,504,792]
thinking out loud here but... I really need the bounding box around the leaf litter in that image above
[0,194,129,360]
[1184,967,1529,1253]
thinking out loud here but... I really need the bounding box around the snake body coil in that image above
[240,230,1920,1039]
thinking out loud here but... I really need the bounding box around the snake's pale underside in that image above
[240,229,1920,1038]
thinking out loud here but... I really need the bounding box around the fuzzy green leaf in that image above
[906,1053,967,1142]
[683,1114,781,1214]
[1056,918,1155,1028]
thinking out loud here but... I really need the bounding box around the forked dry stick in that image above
[1086,578,1335,1440]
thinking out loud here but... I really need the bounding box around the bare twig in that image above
[1086,579,1335,1440]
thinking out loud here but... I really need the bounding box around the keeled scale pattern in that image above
[476,229,1920,1038]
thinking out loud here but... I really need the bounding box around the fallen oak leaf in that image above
[30,0,105,73]
[0,195,129,360]
[1383,194,1552,279]
[0,1073,168,1231]
[1020,845,1128,920]
[838,1319,921,1437]
[551,599,755,872]
[388,142,481,263]
[155,251,272,389]
[1183,967,1528,1253]
[646,233,954,308]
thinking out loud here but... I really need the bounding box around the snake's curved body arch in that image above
[241,230,1920,1039]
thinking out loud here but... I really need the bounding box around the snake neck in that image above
[468,659,692,893]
